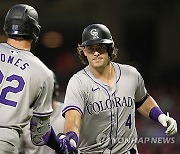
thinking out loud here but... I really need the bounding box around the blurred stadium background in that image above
[0,0,179,153]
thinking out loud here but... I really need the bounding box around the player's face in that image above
[83,43,110,69]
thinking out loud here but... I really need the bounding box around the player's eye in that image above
[99,45,106,50]
[97,45,108,51]
[87,46,94,51]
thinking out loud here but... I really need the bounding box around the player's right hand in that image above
[158,113,177,136]
[58,132,78,154]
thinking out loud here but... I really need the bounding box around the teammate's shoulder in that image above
[0,44,3,50]
[0,43,10,50]
[0,43,4,47]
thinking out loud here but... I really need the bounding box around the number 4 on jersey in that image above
[125,114,132,129]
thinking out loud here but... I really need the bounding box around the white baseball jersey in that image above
[0,43,54,149]
[62,62,147,154]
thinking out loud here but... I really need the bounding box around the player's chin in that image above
[92,63,104,69]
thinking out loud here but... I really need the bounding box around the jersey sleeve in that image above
[135,71,148,103]
[33,73,54,117]
[62,75,85,117]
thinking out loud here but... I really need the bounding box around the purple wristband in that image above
[149,106,164,122]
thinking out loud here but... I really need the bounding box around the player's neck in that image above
[90,62,115,87]
[7,38,32,51]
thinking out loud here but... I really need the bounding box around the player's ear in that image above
[82,47,87,56]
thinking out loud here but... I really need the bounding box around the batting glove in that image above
[58,131,78,154]
[158,113,177,136]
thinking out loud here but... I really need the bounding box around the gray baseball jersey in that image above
[62,62,147,154]
[0,43,54,147]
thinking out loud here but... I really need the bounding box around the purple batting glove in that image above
[58,131,78,154]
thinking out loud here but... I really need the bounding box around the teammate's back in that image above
[0,42,53,129]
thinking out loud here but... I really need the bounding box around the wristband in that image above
[149,106,164,122]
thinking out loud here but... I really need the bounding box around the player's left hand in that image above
[158,113,177,136]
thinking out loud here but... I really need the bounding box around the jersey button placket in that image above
[111,90,118,145]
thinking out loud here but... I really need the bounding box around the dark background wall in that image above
[0,0,180,153]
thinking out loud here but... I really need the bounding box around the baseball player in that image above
[61,24,177,154]
[0,4,64,154]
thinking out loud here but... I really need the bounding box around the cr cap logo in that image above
[90,29,99,39]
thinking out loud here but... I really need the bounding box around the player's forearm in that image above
[64,122,80,137]
[30,116,63,153]
[137,96,164,123]
[60,109,81,151]
[64,110,81,138]
[137,96,160,118]
[30,116,51,146]
[137,96,177,136]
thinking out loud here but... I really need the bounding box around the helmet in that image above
[80,24,114,47]
[3,4,41,42]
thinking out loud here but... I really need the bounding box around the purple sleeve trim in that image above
[149,106,164,122]
[62,105,83,117]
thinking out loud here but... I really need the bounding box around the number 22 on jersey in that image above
[0,70,25,107]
